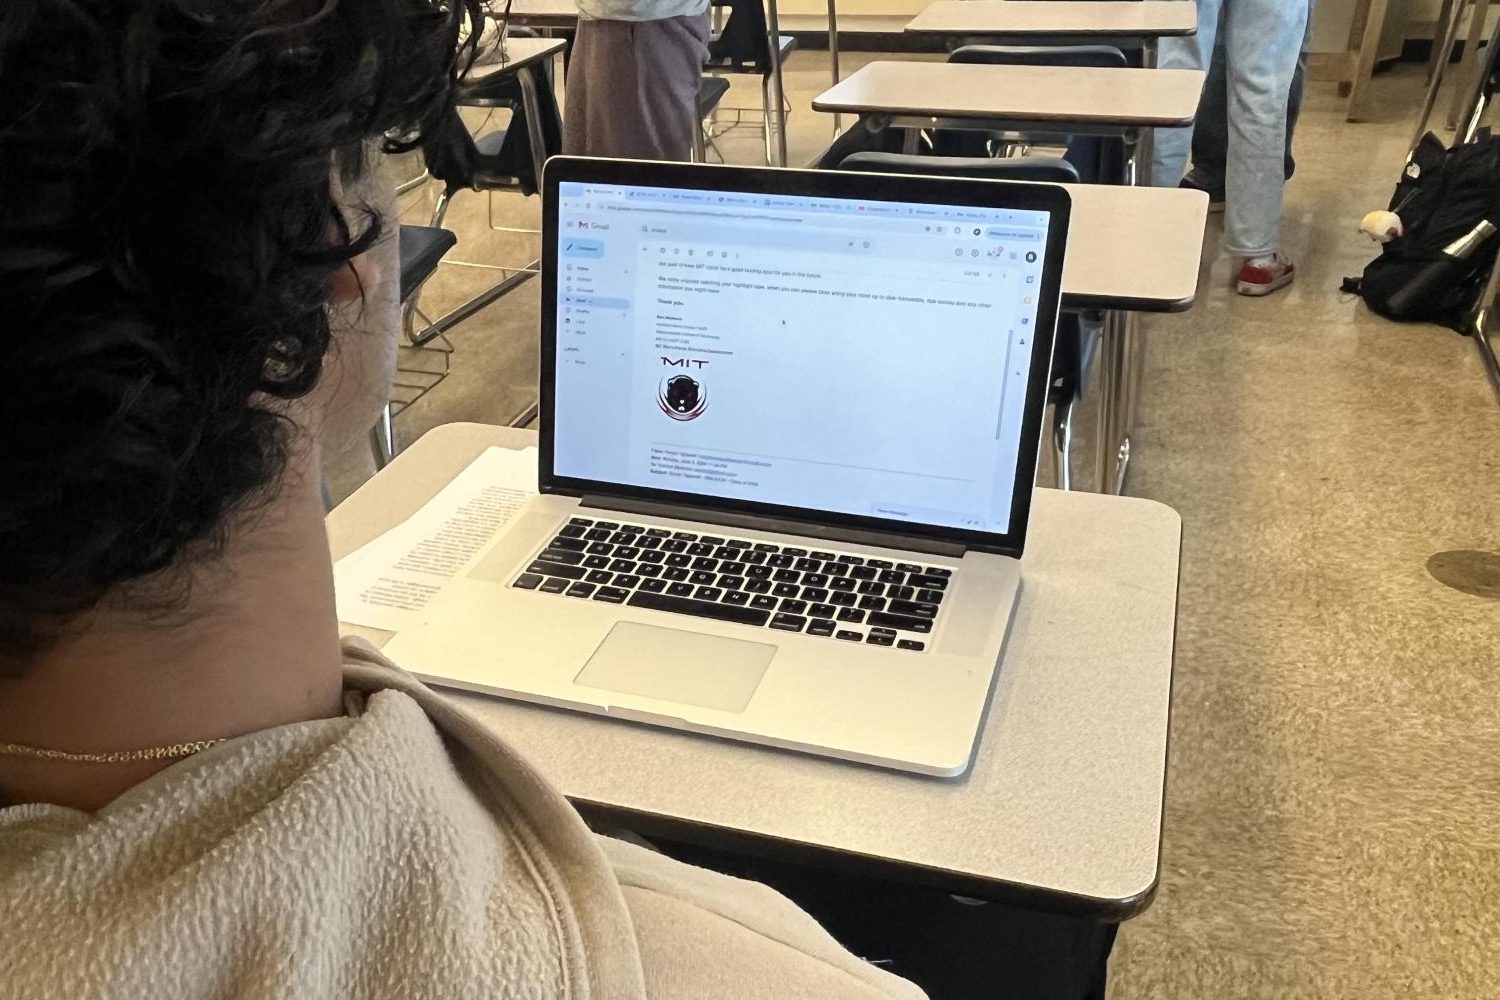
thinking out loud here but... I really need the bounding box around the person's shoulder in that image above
[601,837,927,999]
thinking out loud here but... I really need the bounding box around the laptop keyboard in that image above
[511,517,952,652]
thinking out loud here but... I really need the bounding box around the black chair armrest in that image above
[836,151,1080,184]
[397,225,458,302]
[948,44,1128,69]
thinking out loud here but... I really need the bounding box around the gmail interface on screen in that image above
[551,181,1052,534]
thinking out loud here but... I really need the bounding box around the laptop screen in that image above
[544,165,1065,550]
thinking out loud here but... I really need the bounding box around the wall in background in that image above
[777,0,1491,59]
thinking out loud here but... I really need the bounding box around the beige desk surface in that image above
[329,423,1181,919]
[812,61,1204,127]
[906,0,1196,37]
[1059,183,1207,312]
[503,0,579,23]
[467,36,568,78]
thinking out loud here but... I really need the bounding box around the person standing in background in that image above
[1181,43,1309,213]
[1153,0,1311,297]
[564,0,711,160]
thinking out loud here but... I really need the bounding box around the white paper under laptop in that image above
[385,159,1070,776]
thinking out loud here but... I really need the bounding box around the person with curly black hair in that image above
[0,3,923,996]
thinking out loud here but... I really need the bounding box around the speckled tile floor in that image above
[328,53,1500,998]
[1111,62,1500,1000]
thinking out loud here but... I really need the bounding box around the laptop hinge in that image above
[580,495,968,558]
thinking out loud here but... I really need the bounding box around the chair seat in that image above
[470,129,530,189]
[704,35,796,72]
[698,76,731,117]
[837,151,1080,184]
[948,44,1128,69]
[398,225,457,302]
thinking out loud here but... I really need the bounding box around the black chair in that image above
[705,0,797,165]
[835,152,1096,491]
[424,63,564,222]
[808,115,909,170]
[405,70,563,347]
[938,45,1129,186]
[371,225,459,467]
[399,225,459,302]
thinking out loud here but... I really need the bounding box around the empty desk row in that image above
[813,41,1204,493]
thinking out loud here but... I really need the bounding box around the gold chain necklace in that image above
[0,738,228,764]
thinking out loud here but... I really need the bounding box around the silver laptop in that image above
[398,157,1070,777]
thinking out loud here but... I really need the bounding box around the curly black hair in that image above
[0,0,482,669]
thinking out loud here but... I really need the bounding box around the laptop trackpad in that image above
[575,622,774,714]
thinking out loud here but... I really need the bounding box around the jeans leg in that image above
[1150,0,1221,188]
[1222,0,1309,257]
[1197,37,1310,188]
[1187,44,1230,192]
[1284,49,1307,179]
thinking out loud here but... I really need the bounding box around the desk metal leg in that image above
[1093,309,1130,495]
[828,0,843,135]
[1447,0,1491,128]
[1428,0,1459,83]
[1121,124,1153,487]
[1475,316,1500,408]
[1414,0,1467,148]
[396,172,429,196]
[1093,125,1152,496]
[766,0,789,167]
[517,66,549,191]
[1465,229,1500,410]
[370,403,396,469]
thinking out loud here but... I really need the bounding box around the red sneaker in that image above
[1236,253,1295,297]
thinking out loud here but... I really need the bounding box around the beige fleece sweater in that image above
[0,641,924,999]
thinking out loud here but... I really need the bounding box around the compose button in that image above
[561,238,605,259]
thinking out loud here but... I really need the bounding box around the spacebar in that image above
[627,592,771,627]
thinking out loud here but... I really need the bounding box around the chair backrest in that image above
[937,44,1128,184]
[420,105,486,194]
[708,0,770,73]
[831,151,1084,399]
[836,151,1080,184]
[947,44,1129,69]
[420,88,561,197]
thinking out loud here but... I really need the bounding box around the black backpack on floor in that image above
[1344,130,1500,332]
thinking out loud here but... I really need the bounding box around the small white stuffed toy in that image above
[1360,210,1403,243]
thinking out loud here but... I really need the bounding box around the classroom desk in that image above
[329,422,1182,921]
[905,0,1196,62]
[468,34,568,81]
[811,61,1201,138]
[502,0,577,29]
[814,61,1205,494]
[1057,183,1207,314]
[1056,184,1206,497]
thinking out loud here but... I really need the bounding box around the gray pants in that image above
[563,13,710,162]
